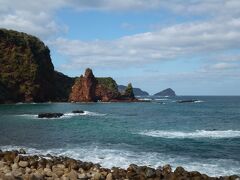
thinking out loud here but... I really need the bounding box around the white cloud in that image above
[0,0,67,38]
[209,62,239,70]
[50,18,240,69]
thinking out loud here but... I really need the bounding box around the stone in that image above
[14,155,20,163]
[11,163,19,170]
[26,167,32,174]
[78,173,88,180]
[3,151,17,163]
[67,170,78,180]
[145,167,156,178]
[162,164,172,175]
[29,172,44,180]
[18,161,29,168]
[3,172,15,180]
[56,164,65,169]
[55,170,64,177]
[93,172,104,180]
[19,149,26,154]
[0,161,7,168]
[12,169,22,177]
[44,168,52,177]
[106,173,113,180]
[174,166,186,176]
[38,113,64,118]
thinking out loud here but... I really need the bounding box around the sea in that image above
[0,96,240,177]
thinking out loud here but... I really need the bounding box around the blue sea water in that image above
[0,96,240,176]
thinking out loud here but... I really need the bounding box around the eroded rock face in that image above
[69,68,97,102]
[69,69,119,102]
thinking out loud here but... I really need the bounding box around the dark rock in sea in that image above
[118,85,149,96]
[177,99,198,103]
[72,110,84,114]
[154,88,176,97]
[38,113,64,118]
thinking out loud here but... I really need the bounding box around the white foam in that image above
[16,111,106,120]
[194,100,204,103]
[138,130,240,139]
[17,114,38,118]
[138,98,152,101]
[154,98,169,101]
[1,145,239,177]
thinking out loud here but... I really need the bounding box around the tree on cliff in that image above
[124,83,135,99]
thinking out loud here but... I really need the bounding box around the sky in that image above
[0,0,240,95]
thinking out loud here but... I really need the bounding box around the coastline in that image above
[0,150,239,180]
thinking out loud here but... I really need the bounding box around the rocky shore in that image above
[0,150,239,180]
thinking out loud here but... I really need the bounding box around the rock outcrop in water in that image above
[118,85,149,96]
[69,68,136,102]
[0,150,239,180]
[154,88,176,97]
[0,29,75,103]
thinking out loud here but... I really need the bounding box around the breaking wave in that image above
[138,130,240,139]
[0,144,239,177]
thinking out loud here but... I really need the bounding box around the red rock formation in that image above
[69,68,139,102]
[69,68,97,102]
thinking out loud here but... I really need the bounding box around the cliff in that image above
[154,88,176,97]
[0,29,136,103]
[0,29,74,103]
[69,69,136,102]
[118,85,149,96]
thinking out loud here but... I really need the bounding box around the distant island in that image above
[154,88,176,97]
[0,29,140,103]
[118,85,149,96]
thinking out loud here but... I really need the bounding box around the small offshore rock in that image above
[38,113,64,118]
[72,110,84,114]
[18,161,29,168]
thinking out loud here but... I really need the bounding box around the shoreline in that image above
[0,149,239,180]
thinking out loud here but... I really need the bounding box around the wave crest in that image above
[138,130,240,139]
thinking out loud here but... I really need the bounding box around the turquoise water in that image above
[0,96,240,176]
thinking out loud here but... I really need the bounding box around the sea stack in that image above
[69,68,120,102]
[69,68,97,102]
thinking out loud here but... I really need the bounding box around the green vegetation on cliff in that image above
[0,29,74,103]
[96,77,119,93]
[124,83,135,99]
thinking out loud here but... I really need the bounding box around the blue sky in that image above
[1,0,240,95]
